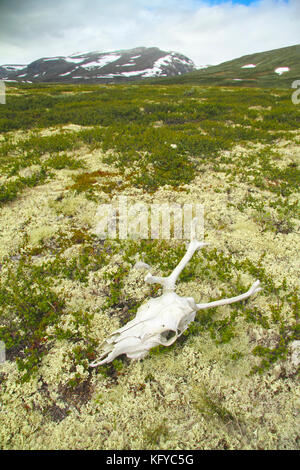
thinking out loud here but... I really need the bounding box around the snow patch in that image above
[139,55,175,78]
[2,64,26,71]
[274,67,290,75]
[241,64,256,68]
[80,54,122,69]
[43,57,60,62]
[121,63,136,67]
[59,71,73,76]
[119,70,144,77]
[65,57,85,64]
[96,74,119,79]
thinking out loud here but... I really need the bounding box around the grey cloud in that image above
[0,0,299,66]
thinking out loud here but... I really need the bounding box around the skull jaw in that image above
[89,335,163,366]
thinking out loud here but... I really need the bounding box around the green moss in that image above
[143,420,169,447]
[2,82,298,191]
[44,153,85,170]
[194,388,238,427]
[0,167,50,206]
[251,323,300,375]
[0,258,66,382]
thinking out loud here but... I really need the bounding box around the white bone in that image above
[90,218,261,367]
[196,280,262,310]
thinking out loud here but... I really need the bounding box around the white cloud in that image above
[0,0,299,65]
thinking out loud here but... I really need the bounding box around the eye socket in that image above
[161,330,177,342]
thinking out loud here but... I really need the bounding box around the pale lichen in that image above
[0,121,299,450]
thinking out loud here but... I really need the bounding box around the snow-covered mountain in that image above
[0,47,196,83]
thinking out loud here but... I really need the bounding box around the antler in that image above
[145,218,208,293]
[145,217,261,305]
[196,279,261,311]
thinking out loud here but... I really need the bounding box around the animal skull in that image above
[90,218,261,367]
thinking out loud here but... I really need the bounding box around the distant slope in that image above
[0,47,196,84]
[145,44,300,88]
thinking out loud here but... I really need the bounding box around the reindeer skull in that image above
[90,219,261,367]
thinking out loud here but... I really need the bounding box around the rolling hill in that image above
[145,44,300,88]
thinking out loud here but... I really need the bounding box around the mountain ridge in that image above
[0,46,196,84]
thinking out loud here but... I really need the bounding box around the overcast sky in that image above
[0,0,299,66]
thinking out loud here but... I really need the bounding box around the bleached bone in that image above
[90,218,261,367]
